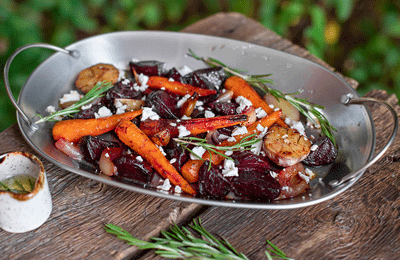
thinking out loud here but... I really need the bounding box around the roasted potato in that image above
[75,63,119,93]
[263,125,311,167]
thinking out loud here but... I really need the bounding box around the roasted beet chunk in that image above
[231,151,273,174]
[232,171,281,202]
[198,161,231,199]
[78,136,120,162]
[163,67,182,82]
[102,81,142,111]
[129,60,165,76]
[184,67,226,90]
[72,104,103,119]
[303,136,338,166]
[145,90,181,119]
[165,140,189,171]
[113,154,154,184]
[208,101,238,115]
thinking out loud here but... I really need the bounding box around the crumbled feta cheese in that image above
[235,96,253,113]
[141,107,160,121]
[270,171,278,179]
[282,134,288,139]
[169,123,177,127]
[204,110,215,118]
[285,117,306,136]
[269,104,275,109]
[222,159,239,177]
[168,78,175,82]
[299,168,315,183]
[136,156,143,162]
[255,107,267,118]
[225,151,233,156]
[161,87,165,90]
[132,73,149,92]
[131,58,140,62]
[250,140,263,155]
[310,144,318,151]
[170,158,177,164]
[95,106,113,118]
[282,186,291,192]
[232,126,248,136]
[190,146,206,160]
[256,124,265,132]
[105,153,110,158]
[197,106,204,111]
[218,134,230,140]
[157,145,167,156]
[178,125,191,137]
[227,136,236,142]
[174,185,182,193]
[45,105,56,114]
[115,100,128,114]
[195,101,204,107]
[81,104,92,110]
[118,70,126,80]
[181,115,191,120]
[177,94,191,108]
[59,90,82,104]
[157,179,171,191]
[177,65,192,76]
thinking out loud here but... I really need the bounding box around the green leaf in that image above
[29,0,56,10]
[334,0,354,22]
[259,0,278,30]
[383,12,400,37]
[229,0,255,17]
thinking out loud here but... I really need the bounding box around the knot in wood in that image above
[75,178,103,195]
[334,211,355,230]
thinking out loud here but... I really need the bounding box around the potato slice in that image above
[263,125,311,167]
[75,63,119,93]
[264,94,300,121]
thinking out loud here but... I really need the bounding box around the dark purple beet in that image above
[72,104,103,119]
[78,136,120,162]
[181,71,217,91]
[145,90,181,119]
[208,101,238,115]
[232,171,281,202]
[102,81,143,112]
[184,67,226,90]
[113,154,154,184]
[165,140,189,171]
[303,136,338,166]
[163,67,182,82]
[231,151,273,174]
[129,60,165,76]
[198,161,231,199]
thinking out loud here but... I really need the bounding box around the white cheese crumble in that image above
[169,123,177,127]
[181,115,191,120]
[174,185,182,193]
[115,100,128,114]
[255,107,267,118]
[59,90,82,104]
[225,150,233,156]
[177,125,191,138]
[270,171,278,179]
[177,65,192,76]
[227,136,236,142]
[170,158,177,164]
[190,146,206,160]
[204,110,215,118]
[81,104,92,110]
[168,78,175,82]
[46,105,63,121]
[310,144,318,151]
[157,178,171,191]
[235,96,253,113]
[218,134,230,140]
[285,117,306,136]
[156,145,167,156]
[250,140,263,155]
[136,156,143,162]
[133,73,149,92]
[95,106,113,118]
[177,94,191,108]
[232,126,248,136]
[299,168,315,183]
[141,107,160,121]
[222,159,239,177]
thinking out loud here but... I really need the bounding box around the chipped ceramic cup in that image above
[0,152,52,233]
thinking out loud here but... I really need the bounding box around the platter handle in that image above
[3,43,80,131]
[329,94,399,187]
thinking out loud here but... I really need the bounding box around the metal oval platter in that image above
[16,31,375,209]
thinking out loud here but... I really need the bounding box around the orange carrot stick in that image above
[147,76,217,97]
[115,120,196,195]
[52,110,143,142]
[140,114,248,137]
[224,76,287,127]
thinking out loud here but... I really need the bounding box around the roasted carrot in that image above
[224,76,287,127]
[181,160,202,183]
[115,120,196,195]
[52,110,143,142]
[140,114,248,137]
[147,76,217,97]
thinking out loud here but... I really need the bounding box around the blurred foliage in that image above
[0,0,399,131]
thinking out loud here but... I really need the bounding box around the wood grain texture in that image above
[0,124,202,259]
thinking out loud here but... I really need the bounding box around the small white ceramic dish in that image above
[0,152,52,233]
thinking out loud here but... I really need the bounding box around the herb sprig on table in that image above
[34,81,114,124]
[105,218,292,259]
[187,49,336,146]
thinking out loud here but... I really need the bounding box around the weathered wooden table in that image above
[1,13,399,259]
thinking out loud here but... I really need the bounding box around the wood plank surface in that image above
[1,12,399,260]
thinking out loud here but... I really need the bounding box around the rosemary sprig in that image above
[34,81,114,124]
[105,219,291,260]
[173,134,260,169]
[187,49,336,146]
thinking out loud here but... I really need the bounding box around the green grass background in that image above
[1,0,399,131]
